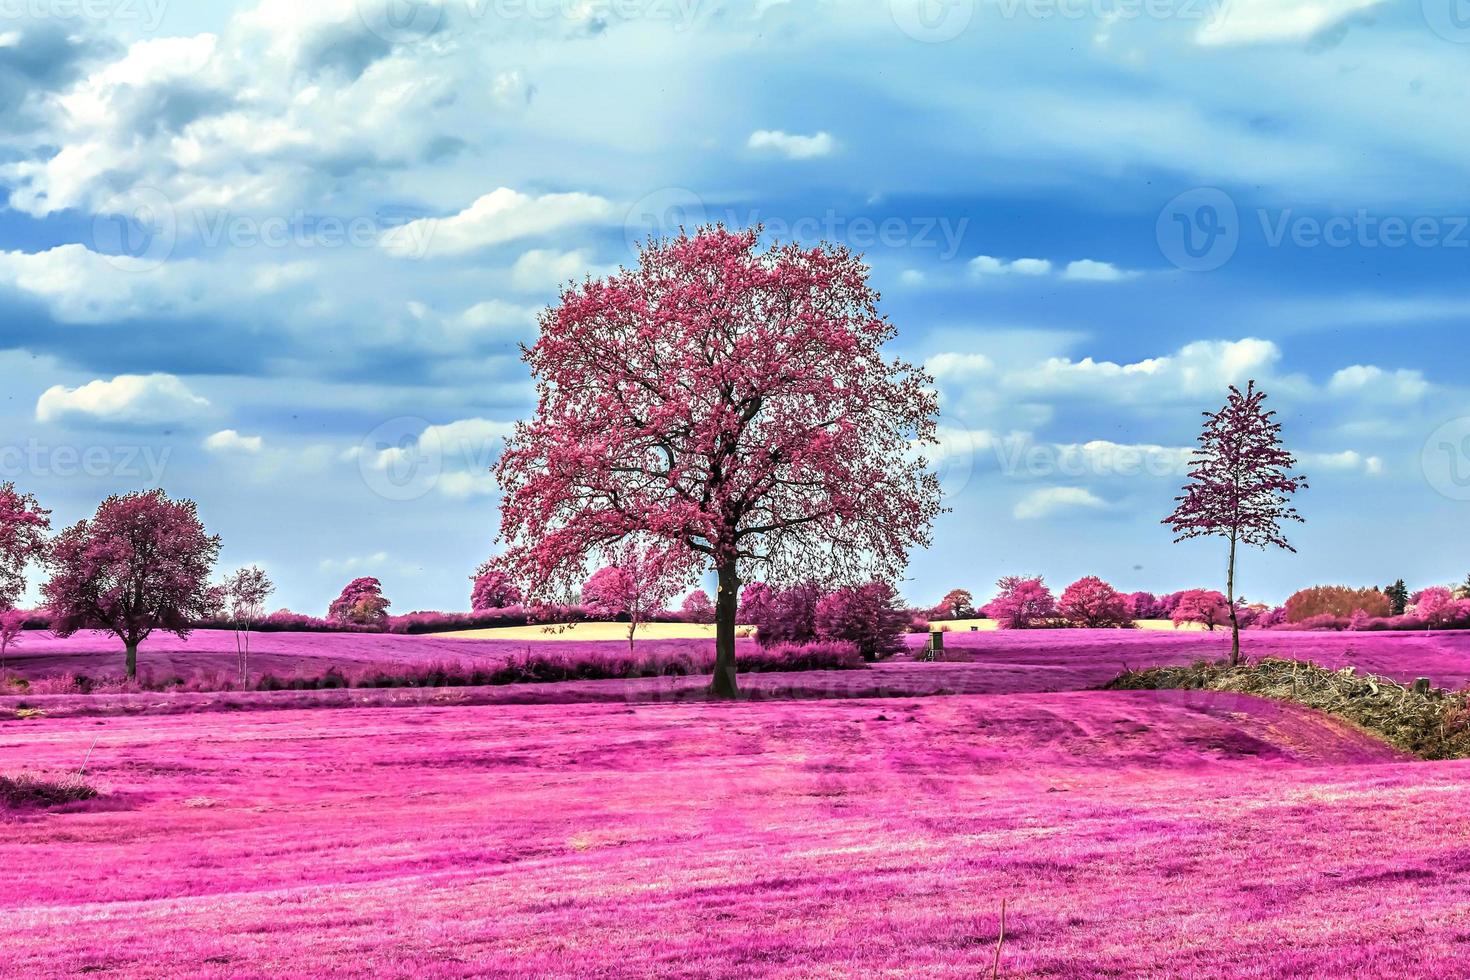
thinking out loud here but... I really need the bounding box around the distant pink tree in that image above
[1171,589,1231,631]
[0,608,23,672]
[470,565,522,611]
[0,482,50,611]
[43,490,221,679]
[680,589,716,624]
[814,580,908,660]
[1164,381,1306,665]
[328,577,391,627]
[739,582,774,626]
[579,544,684,651]
[1126,591,1167,620]
[987,576,1057,629]
[222,565,274,686]
[929,588,975,620]
[747,581,824,648]
[1057,576,1132,628]
[1412,586,1455,627]
[494,226,942,698]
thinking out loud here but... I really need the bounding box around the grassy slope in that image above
[8,693,1463,978]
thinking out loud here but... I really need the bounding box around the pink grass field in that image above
[5,629,1470,975]
[5,692,1470,976]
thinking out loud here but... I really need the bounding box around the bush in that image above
[746,582,824,647]
[1285,585,1390,623]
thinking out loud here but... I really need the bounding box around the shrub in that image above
[813,581,908,660]
[1057,576,1132,628]
[985,576,1057,629]
[1284,585,1390,623]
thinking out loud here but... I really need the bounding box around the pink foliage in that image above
[1171,589,1231,631]
[746,581,824,648]
[42,489,221,679]
[679,589,716,624]
[0,608,23,668]
[1126,591,1167,620]
[0,481,50,610]
[1057,576,1132,628]
[579,544,685,651]
[986,575,1057,629]
[470,566,522,612]
[813,580,908,660]
[493,225,942,696]
[1412,586,1455,627]
[328,577,391,626]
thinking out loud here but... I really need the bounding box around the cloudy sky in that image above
[2,0,1468,612]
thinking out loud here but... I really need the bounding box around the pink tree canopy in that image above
[579,543,684,651]
[470,565,523,611]
[0,608,23,671]
[1057,576,1132,628]
[495,225,942,697]
[680,589,716,624]
[814,580,908,660]
[986,576,1057,630]
[1164,381,1306,664]
[0,482,50,611]
[328,577,391,626]
[1171,589,1231,632]
[42,489,221,679]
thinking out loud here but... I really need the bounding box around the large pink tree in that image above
[0,482,50,610]
[43,490,221,679]
[495,226,942,697]
[1164,381,1306,665]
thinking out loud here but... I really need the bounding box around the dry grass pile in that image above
[1106,657,1470,760]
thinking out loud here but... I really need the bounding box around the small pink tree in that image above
[328,577,391,627]
[470,565,522,611]
[986,576,1057,629]
[0,482,50,611]
[814,580,908,660]
[579,543,684,651]
[930,588,975,620]
[43,490,221,679]
[680,589,716,624]
[222,566,273,686]
[1171,589,1231,631]
[746,581,824,648]
[494,226,942,698]
[1057,576,1132,628]
[1164,381,1306,665]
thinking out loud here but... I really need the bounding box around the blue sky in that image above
[2,0,1469,613]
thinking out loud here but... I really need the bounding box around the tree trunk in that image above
[711,561,740,699]
[1226,534,1240,667]
[125,641,138,681]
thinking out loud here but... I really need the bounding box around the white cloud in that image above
[510,248,608,292]
[1327,365,1429,402]
[36,374,211,425]
[1062,259,1136,282]
[1196,0,1386,47]
[1013,486,1107,520]
[384,187,616,258]
[452,299,539,334]
[970,255,1138,282]
[926,351,995,380]
[204,429,263,453]
[351,417,515,498]
[747,129,835,160]
[970,255,1052,278]
[319,551,391,574]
